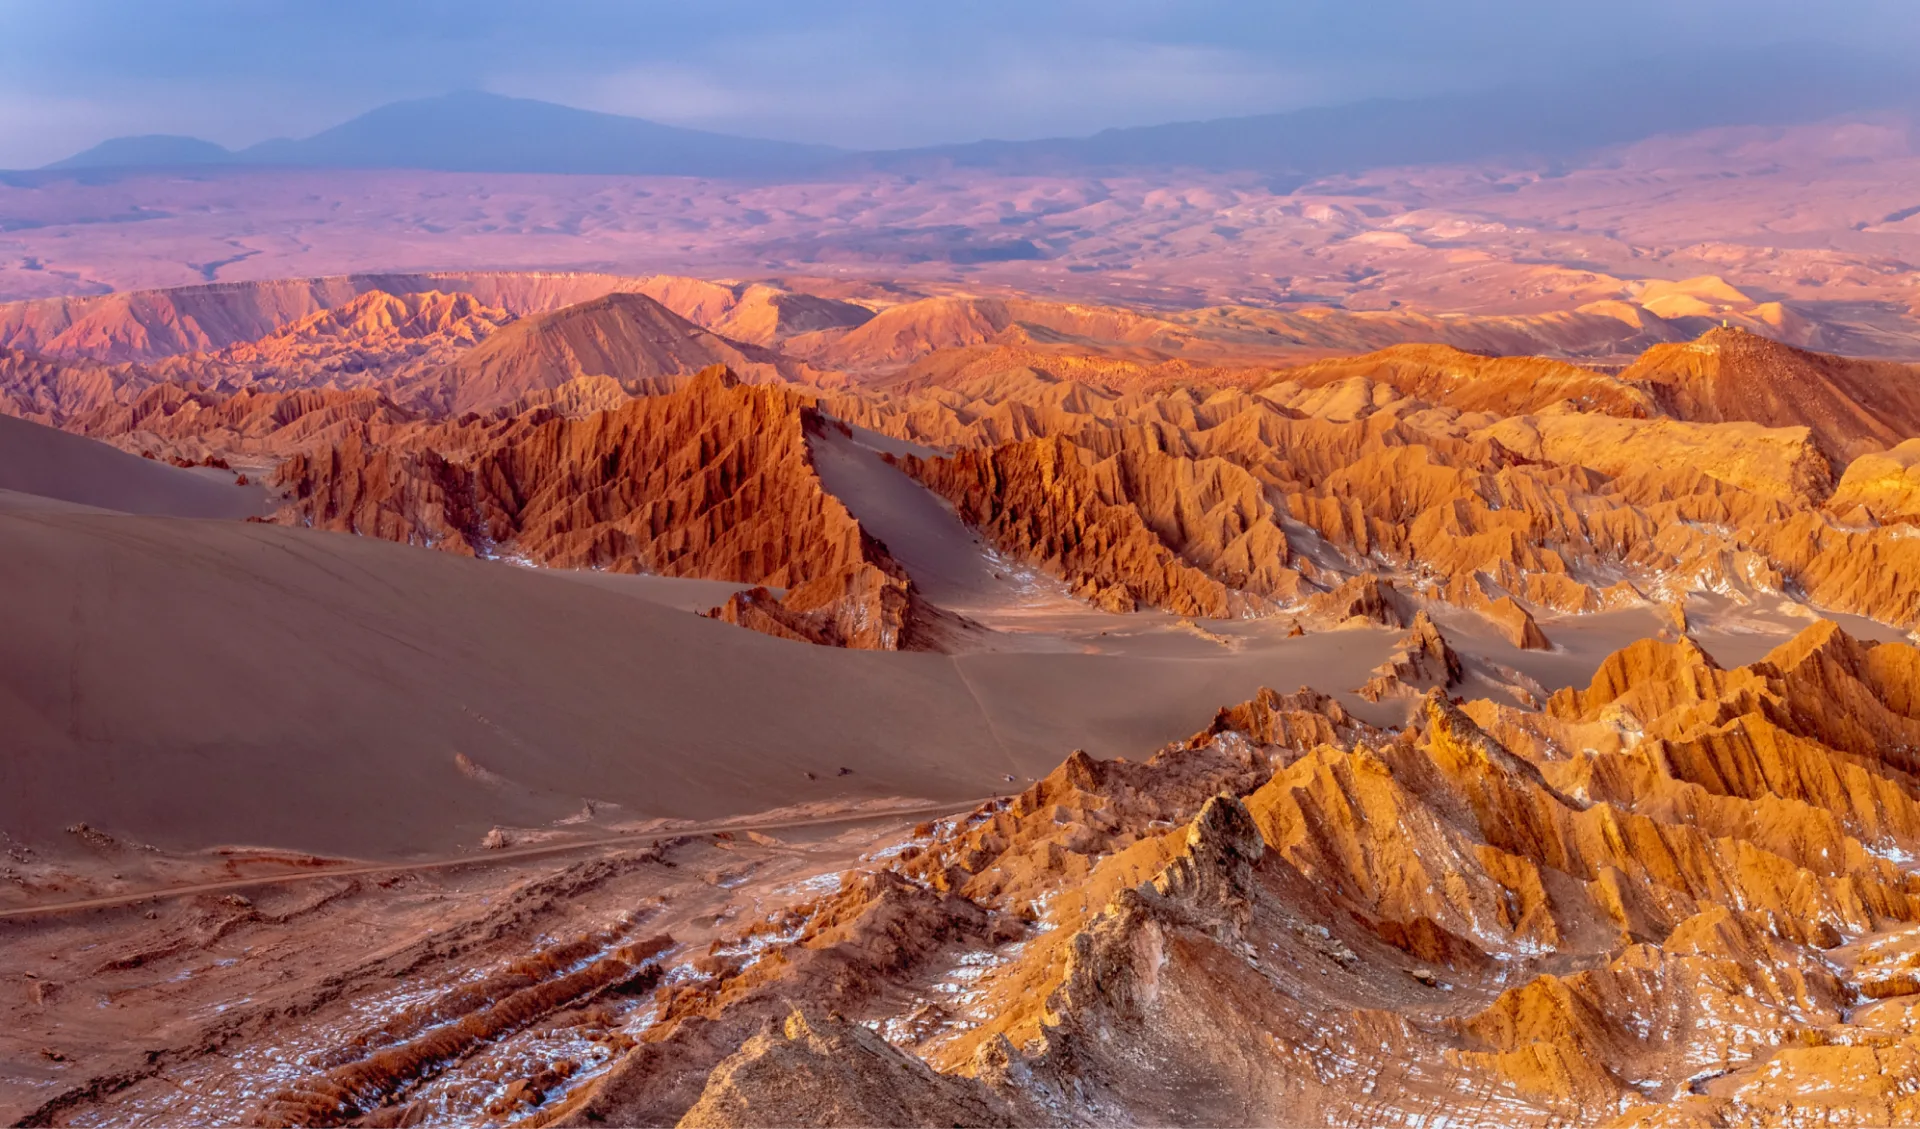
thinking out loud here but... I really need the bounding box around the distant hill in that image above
[37,47,1920,180]
[48,92,841,178]
[862,45,1919,176]
[395,291,789,414]
[239,92,840,176]
[46,134,236,170]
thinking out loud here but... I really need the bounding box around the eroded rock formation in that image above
[387,292,799,415]
[1623,326,1920,464]
[895,434,1299,617]
[13,276,1920,650]
[274,367,927,649]
[523,621,1920,1127]
[1357,610,1464,701]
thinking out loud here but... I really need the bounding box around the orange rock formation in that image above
[13,274,1920,650]
[895,435,1299,616]
[497,620,1920,1127]
[388,292,799,416]
[274,367,927,649]
[1623,326,1920,464]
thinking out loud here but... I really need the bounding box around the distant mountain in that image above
[863,46,1920,177]
[45,92,840,178]
[239,92,840,176]
[46,134,237,170]
[37,48,1920,180]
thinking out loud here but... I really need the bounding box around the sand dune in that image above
[808,422,1044,614]
[539,569,770,613]
[0,412,266,518]
[0,507,1397,857]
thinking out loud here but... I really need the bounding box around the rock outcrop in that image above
[13,280,1920,640]
[275,367,928,649]
[389,292,794,415]
[17,281,1920,659]
[1622,325,1920,464]
[0,345,138,426]
[1305,573,1406,627]
[0,271,697,362]
[516,620,1920,1127]
[643,279,876,347]
[896,434,1299,617]
[677,1011,1016,1129]
[148,289,515,396]
[830,331,1905,636]
[1829,437,1920,521]
[1486,595,1552,650]
[1358,610,1464,701]
[71,384,422,462]
[1267,342,1658,419]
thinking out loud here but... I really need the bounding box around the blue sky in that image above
[1,0,1915,166]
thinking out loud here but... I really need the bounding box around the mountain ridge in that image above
[47,91,841,178]
[39,47,1918,179]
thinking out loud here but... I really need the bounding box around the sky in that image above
[1,0,1917,167]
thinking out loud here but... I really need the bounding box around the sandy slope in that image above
[0,508,1397,858]
[0,412,267,518]
[808,423,1050,614]
[540,569,770,613]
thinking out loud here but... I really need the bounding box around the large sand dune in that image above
[809,422,1047,615]
[0,503,1395,858]
[0,412,266,518]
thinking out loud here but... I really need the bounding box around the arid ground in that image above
[8,109,1920,1127]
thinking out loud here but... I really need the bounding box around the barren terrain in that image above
[7,107,1920,1127]
[3,115,1920,359]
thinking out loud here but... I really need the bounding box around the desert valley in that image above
[7,24,1920,1129]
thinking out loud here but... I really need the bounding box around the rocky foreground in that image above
[192,619,1920,1128]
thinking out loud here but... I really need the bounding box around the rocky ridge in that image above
[9,277,1920,645]
[455,619,1920,1128]
[384,292,806,416]
[272,366,929,649]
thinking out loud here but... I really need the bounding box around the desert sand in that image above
[0,413,266,519]
[0,478,1401,859]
